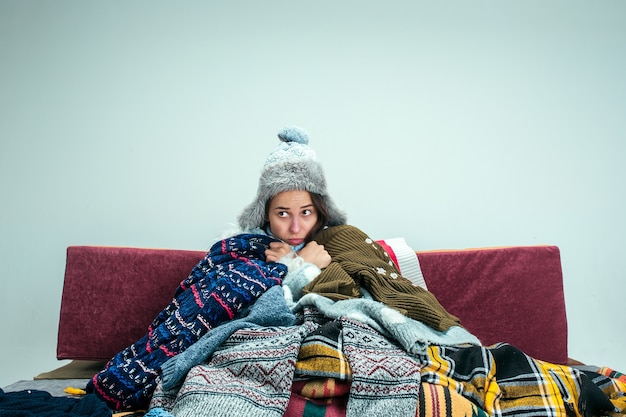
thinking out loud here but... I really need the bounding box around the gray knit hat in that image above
[237,126,347,231]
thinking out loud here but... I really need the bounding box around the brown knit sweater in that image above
[304,225,460,332]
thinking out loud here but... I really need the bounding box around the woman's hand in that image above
[265,241,292,262]
[265,241,331,270]
[297,241,331,269]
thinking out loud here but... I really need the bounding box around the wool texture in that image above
[87,233,287,411]
[306,225,461,331]
[295,320,351,381]
[162,324,313,417]
[159,285,296,391]
[0,388,111,417]
[144,407,175,417]
[149,307,425,417]
[237,126,346,231]
[147,303,626,417]
[292,292,480,357]
[340,317,422,417]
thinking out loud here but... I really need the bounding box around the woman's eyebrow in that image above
[274,203,314,211]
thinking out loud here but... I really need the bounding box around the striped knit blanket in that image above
[87,233,288,410]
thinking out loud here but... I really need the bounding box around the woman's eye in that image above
[278,211,288,218]
[302,209,312,216]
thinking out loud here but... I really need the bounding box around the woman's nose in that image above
[290,217,301,233]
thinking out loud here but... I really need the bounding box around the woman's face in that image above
[267,190,319,246]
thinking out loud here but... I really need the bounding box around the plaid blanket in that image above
[422,343,625,417]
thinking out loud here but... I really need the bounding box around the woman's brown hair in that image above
[308,192,329,240]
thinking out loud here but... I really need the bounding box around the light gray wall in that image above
[1,1,624,388]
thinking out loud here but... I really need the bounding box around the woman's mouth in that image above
[287,239,304,246]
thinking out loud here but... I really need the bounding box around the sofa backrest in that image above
[417,245,567,364]
[57,246,206,362]
[56,244,568,365]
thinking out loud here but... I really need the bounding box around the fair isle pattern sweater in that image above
[149,307,423,417]
[87,233,288,411]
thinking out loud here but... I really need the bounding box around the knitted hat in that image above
[238,126,347,231]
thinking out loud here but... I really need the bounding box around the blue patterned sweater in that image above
[87,233,288,411]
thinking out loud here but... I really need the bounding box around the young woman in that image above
[88,127,626,416]
[87,126,348,410]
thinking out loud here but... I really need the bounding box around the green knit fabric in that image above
[304,225,460,331]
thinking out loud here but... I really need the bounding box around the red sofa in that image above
[56,244,569,366]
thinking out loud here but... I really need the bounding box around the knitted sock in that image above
[340,317,422,417]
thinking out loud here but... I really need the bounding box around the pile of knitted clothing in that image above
[84,225,626,416]
[147,300,626,417]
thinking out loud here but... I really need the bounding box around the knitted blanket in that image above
[147,306,626,417]
[304,225,460,331]
[159,285,296,391]
[87,233,287,410]
[149,306,423,417]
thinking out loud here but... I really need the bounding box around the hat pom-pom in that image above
[278,126,309,145]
